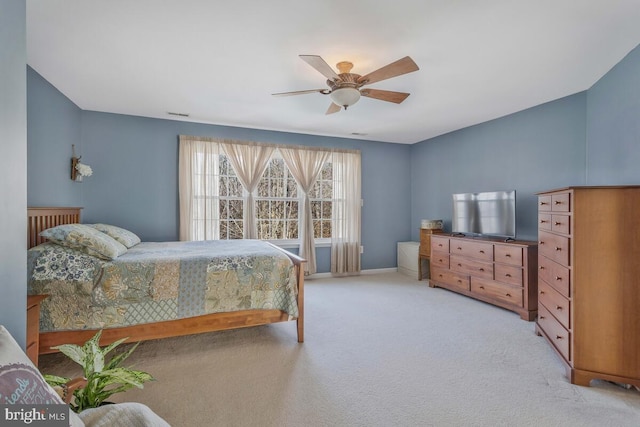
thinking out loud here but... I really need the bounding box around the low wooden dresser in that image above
[429,234,538,320]
[535,186,640,387]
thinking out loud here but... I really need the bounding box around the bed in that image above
[27,207,305,354]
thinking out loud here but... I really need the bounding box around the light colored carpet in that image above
[39,273,640,427]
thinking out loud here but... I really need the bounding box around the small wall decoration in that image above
[71,144,92,182]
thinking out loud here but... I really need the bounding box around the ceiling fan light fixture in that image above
[330,87,361,109]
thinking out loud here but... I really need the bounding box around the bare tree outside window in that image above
[216,155,333,241]
[218,155,244,239]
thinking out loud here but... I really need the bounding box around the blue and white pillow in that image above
[40,224,127,260]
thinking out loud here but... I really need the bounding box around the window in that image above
[180,136,361,274]
[217,154,333,241]
[309,161,333,239]
[256,157,299,240]
[218,155,244,239]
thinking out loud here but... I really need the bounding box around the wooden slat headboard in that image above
[28,207,82,249]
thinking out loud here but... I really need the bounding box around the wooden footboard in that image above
[27,207,305,353]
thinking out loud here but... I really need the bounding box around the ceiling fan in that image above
[273,55,419,114]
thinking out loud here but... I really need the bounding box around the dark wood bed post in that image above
[27,207,306,350]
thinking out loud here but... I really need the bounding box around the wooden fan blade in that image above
[361,88,410,104]
[272,89,328,97]
[326,102,342,115]
[300,55,340,80]
[357,56,419,86]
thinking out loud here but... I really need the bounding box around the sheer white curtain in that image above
[280,147,331,274]
[220,142,275,239]
[331,151,362,275]
[179,137,220,241]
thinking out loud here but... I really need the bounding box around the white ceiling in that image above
[26,1,640,144]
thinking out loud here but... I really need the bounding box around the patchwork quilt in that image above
[27,240,298,332]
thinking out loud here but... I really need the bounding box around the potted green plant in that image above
[43,330,154,412]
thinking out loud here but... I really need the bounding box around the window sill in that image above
[267,239,331,249]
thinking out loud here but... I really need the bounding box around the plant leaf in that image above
[43,374,70,387]
[82,330,104,375]
[95,368,154,389]
[105,342,139,370]
[51,343,85,366]
[101,337,129,357]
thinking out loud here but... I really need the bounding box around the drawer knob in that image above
[479,268,485,272]
[505,254,511,257]
[457,247,462,250]
[479,250,485,254]
[554,200,562,205]
[505,273,512,277]
[540,315,546,320]
[539,266,545,270]
[539,201,548,205]
[555,276,562,281]
[555,247,562,251]
[555,222,562,226]
[539,241,545,245]
[556,335,564,340]
[540,291,545,295]
[556,306,563,311]
[457,263,462,267]
[540,219,547,223]
[479,286,485,290]
[506,293,512,297]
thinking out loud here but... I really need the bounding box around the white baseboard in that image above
[307,267,398,280]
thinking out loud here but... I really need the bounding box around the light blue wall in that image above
[27,74,413,272]
[410,93,587,241]
[0,0,27,345]
[586,44,640,184]
[27,67,82,206]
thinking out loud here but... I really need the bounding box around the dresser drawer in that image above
[538,256,570,297]
[551,214,571,235]
[539,280,570,329]
[431,236,449,254]
[471,277,523,307]
[538,230,570,266]
[494,244,523,266]
[430,267,470,292]
[551,192,571,212]
[538,303,570,362]
[538,195,552,212]
[449,240,493,261]
[430,253,450,269]
[494,263,523,286]
[539,213,552,230]
[450,255,493,280]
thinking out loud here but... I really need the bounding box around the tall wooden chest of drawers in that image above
[536,186,640,387]
[430,234,538,320]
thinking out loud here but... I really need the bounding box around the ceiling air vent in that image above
[167,112,190,117]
